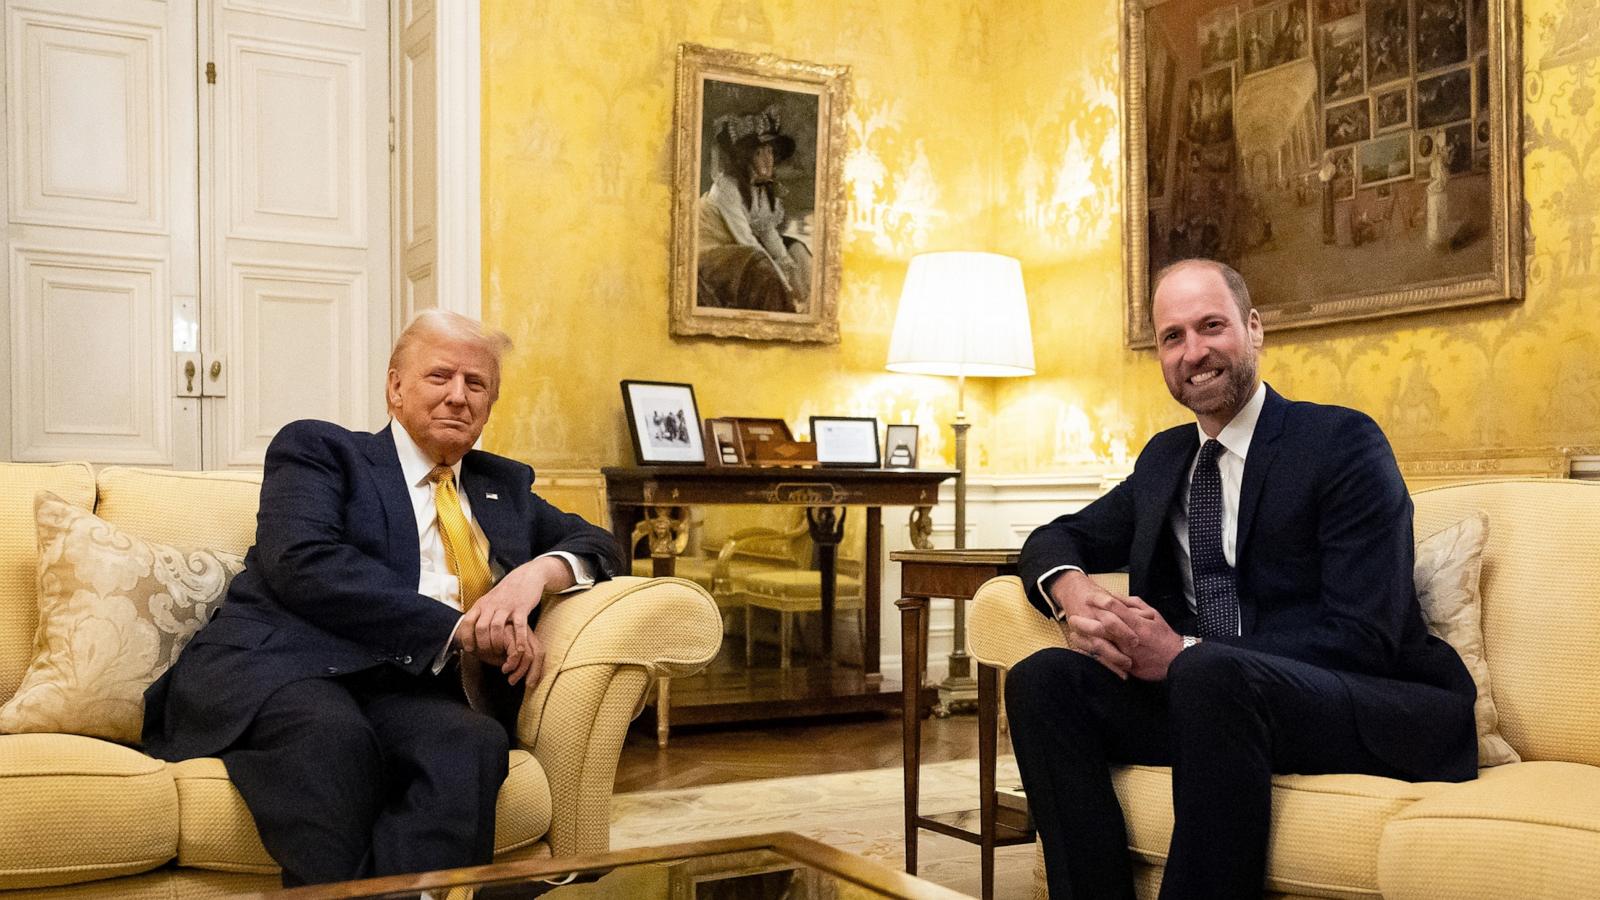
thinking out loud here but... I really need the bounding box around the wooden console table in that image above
[893,549,1031,900]
[603,466,956,746]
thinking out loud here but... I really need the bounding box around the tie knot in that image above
[429,465,454,487]
[1198,439,1224,464]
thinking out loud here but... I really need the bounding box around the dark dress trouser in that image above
[220,664,509,887]
[1005,641,1411,900]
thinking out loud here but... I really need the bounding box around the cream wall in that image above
[482,0,1600,475]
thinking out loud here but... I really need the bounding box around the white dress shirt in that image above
[389,423,592,670]
[1037,383,1266,624]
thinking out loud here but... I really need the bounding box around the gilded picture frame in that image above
[1121,0,1523,349]
[669,44,851,344]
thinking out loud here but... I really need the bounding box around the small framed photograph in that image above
[809,416,880,468]
[704,417,745,466]
[621,380,705,465]
[884,424,919,469]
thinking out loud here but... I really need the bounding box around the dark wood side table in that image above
[604,466,955,747]
[892,549,1031,900]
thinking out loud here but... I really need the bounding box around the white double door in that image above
[3,0,393,468]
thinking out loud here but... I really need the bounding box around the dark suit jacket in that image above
[1019,386,1477,780]
[142,419,623,761]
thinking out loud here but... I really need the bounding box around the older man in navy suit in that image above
[1007,260,1476,899]
[143,310,622,886]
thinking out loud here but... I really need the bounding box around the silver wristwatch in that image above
[1181,635,1202,651]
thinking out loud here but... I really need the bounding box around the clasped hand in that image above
[1048,571,1185,681]
[454,556,572,687]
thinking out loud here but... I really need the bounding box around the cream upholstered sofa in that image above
[969,478,1600,899]
[0,461,722,897]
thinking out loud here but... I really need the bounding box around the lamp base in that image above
[934,676,979,716]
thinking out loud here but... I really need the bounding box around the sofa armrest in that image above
[967,576,1066,671]
[966,572,1130,670]
[515,576,721,855]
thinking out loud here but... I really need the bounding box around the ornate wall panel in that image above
[10,247,169,462]
[6,8,163,233]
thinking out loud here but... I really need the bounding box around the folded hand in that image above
[456,555,571,686]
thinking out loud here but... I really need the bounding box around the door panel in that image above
[204,0,390,467]
[2,0,392,468]
[227,36,363,244]
[228,259,364,459]
[9,8,161,230]
[4,0,197,465]
[225,0,365,29]
[10,246,169,461]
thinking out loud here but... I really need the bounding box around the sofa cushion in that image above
[494,748,555,853]
[0,732,178,889]
[93,466,262,558]
[1378,761,1600,899]
[1412,512,1518,767]
[0,462,96,704]
[170,748,554,873]
[1412,480,1600,766]
[1113,764,1445,898]
[0,495,243,744]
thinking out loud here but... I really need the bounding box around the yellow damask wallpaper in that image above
[480,0,999,470]
[482,0,1600,474]
[989,0,1600,471]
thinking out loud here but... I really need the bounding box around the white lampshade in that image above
[886,252,1035,378]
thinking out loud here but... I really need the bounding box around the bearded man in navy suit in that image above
[144,310,623,886]
[1008,260,1476,899]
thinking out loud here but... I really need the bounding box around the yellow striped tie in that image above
[430,466,492,610]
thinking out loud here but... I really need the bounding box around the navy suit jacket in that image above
[142,419,624,761]
[1019,386,1477,781]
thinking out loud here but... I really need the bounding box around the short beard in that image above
[1176,351,1258,419]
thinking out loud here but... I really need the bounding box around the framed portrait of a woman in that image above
[669,44,850,343]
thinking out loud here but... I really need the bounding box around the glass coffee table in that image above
[250,832,971,899]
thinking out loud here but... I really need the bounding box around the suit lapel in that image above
[461,453,520,569]
[364,426,421,579]
[1132,427,1198,592]
[1234,385,1287,585]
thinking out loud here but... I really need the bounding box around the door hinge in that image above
[205,62,217,85]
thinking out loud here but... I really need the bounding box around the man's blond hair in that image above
[388,309,514,397]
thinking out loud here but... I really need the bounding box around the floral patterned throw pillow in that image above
[1414,511,1520,767]
[0,492,243,744]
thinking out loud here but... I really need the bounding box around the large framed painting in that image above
[1121,0,1523,348]
[669,44,850,344]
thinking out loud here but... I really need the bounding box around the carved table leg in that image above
[897,594,929,874]
[864,506,883,684]
[805,506,846,666]
[979,662,1000,900]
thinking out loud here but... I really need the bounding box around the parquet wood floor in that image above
[614,712,1012,793]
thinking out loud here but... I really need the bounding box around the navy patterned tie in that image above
[1189,439,1240,637]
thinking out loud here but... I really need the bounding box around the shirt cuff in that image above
[540,551,594,593]
[432,617,464,675]
[1037,565,1084,621]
